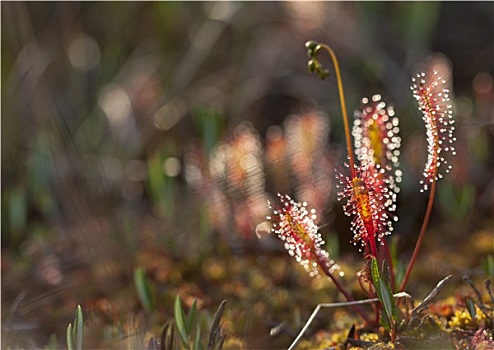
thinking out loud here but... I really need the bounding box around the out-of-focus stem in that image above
[400,179,437,292]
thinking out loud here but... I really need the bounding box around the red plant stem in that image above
[368,236,378,259]
[315,253,370,324]
[400,178,437,292]
[318,44,356,178]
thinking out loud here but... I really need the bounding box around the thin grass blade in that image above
[193,323,203,350]
[174,295,189,348]
[74,305,83,350]
[187,298,198,335]
[66,323,74,350]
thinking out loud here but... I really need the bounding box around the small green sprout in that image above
[66,305,84,350]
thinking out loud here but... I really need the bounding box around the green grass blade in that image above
[66,323,74,350]
[193,323,202,350]
[74,305,83,350]
[45,333,57,350]
[174,295,189,349]
[134,267,154,313]
[187,299,198,334]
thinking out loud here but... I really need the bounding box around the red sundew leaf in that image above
[353,94,402,194]
[353,94,401,174]
[336,164,397,255]
[267,193,339,278]
[411,70,457,192]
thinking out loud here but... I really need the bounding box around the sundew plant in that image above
[264,41,464,346]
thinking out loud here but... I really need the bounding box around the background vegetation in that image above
[2,2,493,348]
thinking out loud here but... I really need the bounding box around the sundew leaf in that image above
[175,295,189,348]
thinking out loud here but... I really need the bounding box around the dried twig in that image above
[411,274,452,317]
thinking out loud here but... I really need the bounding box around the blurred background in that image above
[2,2,493,349]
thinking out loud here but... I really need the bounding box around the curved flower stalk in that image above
[336,164,397,258]
[305,41,356,178]
[400,70,456,291]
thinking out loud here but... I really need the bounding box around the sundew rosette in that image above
[411,70,456,192]
[267,193,339,278]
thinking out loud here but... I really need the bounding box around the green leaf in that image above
[187,298,198,335]
[45,333,57,350]
[466,297,477,320]
[371,257,397,329]
[193,323,203,350]
[394,260,406,290]
[483,255,494,276]
[66,323,74,350]
[74,305,83,350]
[380,313,391,332]
[379,277,397,322]
[9,187,27,234]
[174,295,189,349]
[134,267,154,313]
[371,258,382,300]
